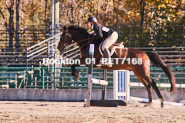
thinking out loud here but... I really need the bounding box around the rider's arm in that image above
[93,24,103,39]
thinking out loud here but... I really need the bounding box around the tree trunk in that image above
[140,0,145,26]
[8,0,14,52]
[15,0,20,53]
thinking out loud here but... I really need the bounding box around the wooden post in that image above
[102,70,107,100]
[86,44,94,107]
[42,68,45,89]
[15,74,17,89]
[35,77,37,89]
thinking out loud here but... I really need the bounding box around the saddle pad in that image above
[99,42,124,56]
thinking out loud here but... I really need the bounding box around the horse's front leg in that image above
[71,64,76,76]
[71,58,86,80]
[71,63,80,80]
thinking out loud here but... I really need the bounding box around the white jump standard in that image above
[113,70,185,106]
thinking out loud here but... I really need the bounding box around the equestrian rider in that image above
[87,16,118,67]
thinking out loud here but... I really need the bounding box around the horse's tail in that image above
[146,52,176,92]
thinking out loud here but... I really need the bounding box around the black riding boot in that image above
[103,48,112,67]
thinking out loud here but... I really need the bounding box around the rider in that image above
[87,16,118,67]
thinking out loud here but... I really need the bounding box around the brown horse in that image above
[57,25,176,107]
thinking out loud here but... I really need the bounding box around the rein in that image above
[78,35,93,50]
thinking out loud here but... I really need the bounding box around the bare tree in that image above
[15,0,20,52]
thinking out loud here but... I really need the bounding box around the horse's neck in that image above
[77,40,89,57]
[77,38,103,58]
[72,32,89,57]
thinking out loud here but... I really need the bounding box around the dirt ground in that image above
[0,101,185,123]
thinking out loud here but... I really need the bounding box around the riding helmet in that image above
[87,17,98,23]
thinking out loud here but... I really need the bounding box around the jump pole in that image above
[85,44,126,107]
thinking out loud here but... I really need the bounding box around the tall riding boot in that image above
[103,48,112,67]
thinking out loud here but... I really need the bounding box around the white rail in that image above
[26,30,94,63]
[26,32,63,61]
[26,32,82,63]
[27,32,62,50]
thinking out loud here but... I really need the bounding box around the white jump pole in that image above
[91,78,108,86]
[130,82,185,88]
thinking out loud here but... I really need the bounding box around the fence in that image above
[1,25,185,67]
[0,67,185,90]
[114,25,185,47]
[0,25,184,50]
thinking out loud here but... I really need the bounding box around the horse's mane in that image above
[67,25,88,34]
[67,25,103,44]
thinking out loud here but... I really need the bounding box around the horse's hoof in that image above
[161,103,164,108]
[74,76,79,80]
[144,103,154,108]
[73,70,80,80]
[144,104,150,107]
[160,99,164,108]
[75,70,80,77]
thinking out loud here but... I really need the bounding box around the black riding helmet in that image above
[87,17,97,23]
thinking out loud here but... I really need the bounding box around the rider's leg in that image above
[102,31,118,67]
[103,48,112,67]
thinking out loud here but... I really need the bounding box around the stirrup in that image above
[103,62,112,67]
[102,59,112,67]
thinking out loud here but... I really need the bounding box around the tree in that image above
[15,0,20,52]
[0,0,14,51]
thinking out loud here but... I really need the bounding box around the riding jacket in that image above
[92,23,114,40]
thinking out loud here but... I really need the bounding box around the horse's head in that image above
[58,25,90,53]
[57,26,73,52]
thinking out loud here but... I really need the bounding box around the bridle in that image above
[58,28,72,48]
[58,27,93,50]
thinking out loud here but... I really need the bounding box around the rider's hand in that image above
[90,34,96,39]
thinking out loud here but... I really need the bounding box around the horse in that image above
[57,25,176,107]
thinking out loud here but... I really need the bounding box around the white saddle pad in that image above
[99,42,124,56]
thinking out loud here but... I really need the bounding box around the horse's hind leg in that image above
[143,82,152,105]
[141,75,164,108]
[151,78,164,107]
[137,77,152,105]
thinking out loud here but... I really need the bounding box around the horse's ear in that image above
[63,26,66,30]
[63,26,67,31]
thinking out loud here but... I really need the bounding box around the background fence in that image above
[1,25,185,67]
[116,25,185,47]
[0,67,185,90]
[0,25,184,50]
